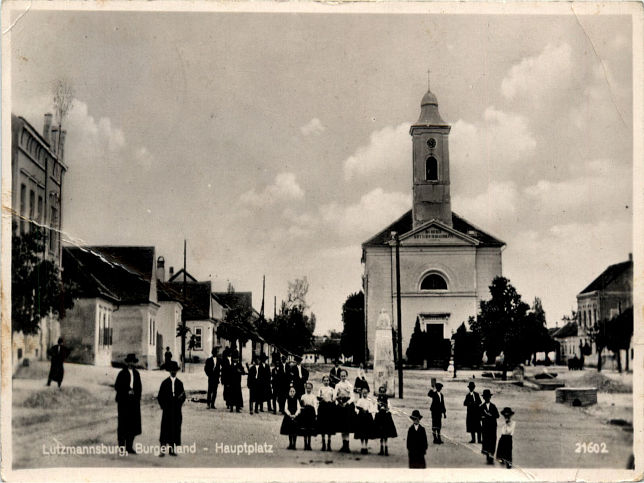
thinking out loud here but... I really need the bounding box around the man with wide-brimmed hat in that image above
[157,360,186,456]
[406,410,428,468]
[289,355,309,399]
[479,388,499,464]
[463,381,482,443]
[114,354,142,454]
[427,381,447,444]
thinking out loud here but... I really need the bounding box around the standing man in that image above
[258,353,272,412]
[406,410,429,468]
[204,347,221,409]
[463,381,482,443]
[114,354,142,454]
[273,356,288,414]
[427,382,446,444]
[221,347,233,411]
[247,356,260,414]
[290,356,309,399]
[329,359,342,388]
[46,337,68,388]
[157,361,186,457]
[163,347,173,369]
[480,389,500,464]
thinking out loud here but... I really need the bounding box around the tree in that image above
[319,337,341,363]
[470,276,531,380]
[592,307,634,373]
[216,285,254,358]
[286,277,309,311]
[406,317,427,366]
[340,291,365,364]
[272,305,314,355]
[453,319,483,368]
[12,226,76,335]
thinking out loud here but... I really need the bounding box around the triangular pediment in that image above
[397,219,479,246]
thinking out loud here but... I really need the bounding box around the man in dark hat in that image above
[258,353,272,412]
[329,359,342,389]
[289,355,309,399]
[407,410,429,468]
[157,361,186,456]
[427,381,447,444]
[220,347,233,410]
[463,381,482,443]
[247,356,260,414]
[46,337,68,388]
[272,355,288,414]
[114,354,142,454]
[225,350,244,412]
[480,389,499,464]
[204,347,221,409]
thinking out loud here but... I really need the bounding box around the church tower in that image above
[409,84,452,228]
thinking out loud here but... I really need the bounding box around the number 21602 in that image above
[575,442,608,453]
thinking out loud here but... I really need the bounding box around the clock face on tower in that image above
[427,138,437,149]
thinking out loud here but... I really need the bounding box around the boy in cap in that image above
[479,389,499,464]
[463,381,482,443]
[427,381,446,444]
[406,410,428,468]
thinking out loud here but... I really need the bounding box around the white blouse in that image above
[301,393,318,412]
[500,420,515,436]
[355,397,375,415]
[334,381,354,400]
[318,386,334,402]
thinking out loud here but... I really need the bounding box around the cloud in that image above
[300,117,326,136]
[452,181,519,233]
[240,172,305,207]
[501,43,574,102]
[320,187,410,238]
[343,123,411,181]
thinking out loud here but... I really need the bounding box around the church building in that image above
[361,84,505,365]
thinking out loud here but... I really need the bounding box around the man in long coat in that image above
[272,356,288,414]
[157,361,186,456]
[480,388,500,464]
[289,356,309,399]
[204,347,221,409]
[224,351,244,412]
[407,410,429,469]
[258,353,272,412]
[220,347,233,410]
[114,354,142,454]
[247,356,260,414]
[427,382,447,444]
[463,381,482,443]
[47,338,68,388]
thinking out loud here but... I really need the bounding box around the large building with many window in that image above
[361,86,505,365]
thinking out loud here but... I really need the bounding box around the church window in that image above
[420,273,448,290]
[425,157,438,181]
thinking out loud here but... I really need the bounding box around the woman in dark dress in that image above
[373,385,397,456]
[353,387,375,454]
[298,382,318,450]
[316,375,336,451]
[333,369,355,453]
[496,407,515,468]
[280,386,301,450]
[353,363,370,399]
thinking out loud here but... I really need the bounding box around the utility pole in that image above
[393,232,403,399]
[181,239,187,372]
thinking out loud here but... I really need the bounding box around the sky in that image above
[9,7,633,335]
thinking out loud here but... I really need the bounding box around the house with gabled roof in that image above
[362,85,505,366]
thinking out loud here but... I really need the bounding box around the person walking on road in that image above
[114,354,142,454]
[463,381,482,443]
[204,347,221,409]
[427,381,446,444]
[157,361,186,457]
[480,389,500,464]
[46,337,68,388]
[496,407,515,468]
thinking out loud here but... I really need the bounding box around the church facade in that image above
[361,86,505,364]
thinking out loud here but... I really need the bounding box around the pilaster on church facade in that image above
[362,84,505,364]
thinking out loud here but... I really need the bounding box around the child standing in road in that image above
[353,387,375,454]
[406,410,428,469]
[317,376,336,451]
[299,382,318,451]
[496,407,515,468]
[373,385,397,456]
[280,386,301,450]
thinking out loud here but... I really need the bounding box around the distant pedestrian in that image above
[463,381,482,443]
[258,353,273,412]
[316,375,336,451]
[407,409,428,469]
[157,361,186,457]
[353,363,370,400]
[271,358,285,414]
[333,369,355,453]
[496,407,515,468]
[163,347,172,369]
[114,354,142,454]
[373,385,397,456]
[247,356,260,414]
[480,389,499,464]
[220,348,233,410]
[298,382,318,450]
[280,386,301,450]
[329,359,342,388]
[46,337,67,388]
[226,351,245,412]
[204,347,221,409]
[353,387,375,454]
[427,381,446,444]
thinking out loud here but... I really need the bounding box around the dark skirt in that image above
[335,401,355,434]
[496,435,512,464]
[48,362,64,384]
[280,414,298,435]
[297,406,317,436]
[353,410,374,440]
[373,410,397,439]
[317,401,337,435]
[466,410,481,433]
[117,396,142,440]
[224,384,243,408]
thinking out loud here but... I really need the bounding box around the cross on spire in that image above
[427,68,431,90]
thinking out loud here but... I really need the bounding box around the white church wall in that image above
[475,247,503,300]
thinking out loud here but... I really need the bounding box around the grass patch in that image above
[22,386,100,409]
[572,373,632,393]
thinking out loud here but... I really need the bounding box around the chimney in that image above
[156,256,166,282]
[628,253,632,262]
[169,266,174,279]
[43,113,53,144]
[58,130,67,161]
[51,126,59,154]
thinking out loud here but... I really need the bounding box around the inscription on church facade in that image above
[414,228,453,239]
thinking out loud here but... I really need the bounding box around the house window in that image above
[149,317,156,345]
[194,327,202,350]
[425,157,438,181]
[420,273,448,290]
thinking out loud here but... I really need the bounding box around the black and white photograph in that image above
[2,2,642,481]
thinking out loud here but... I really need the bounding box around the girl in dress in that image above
[333,369,355,453]
[317,375,336,451]
[373,385,398,456]
[353,363,370,400]
[299,382,318,451]
[280,386,301,450]
[496,407,515,468]
[353,387,375,454]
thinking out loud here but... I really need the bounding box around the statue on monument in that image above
[373,309,396,397]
